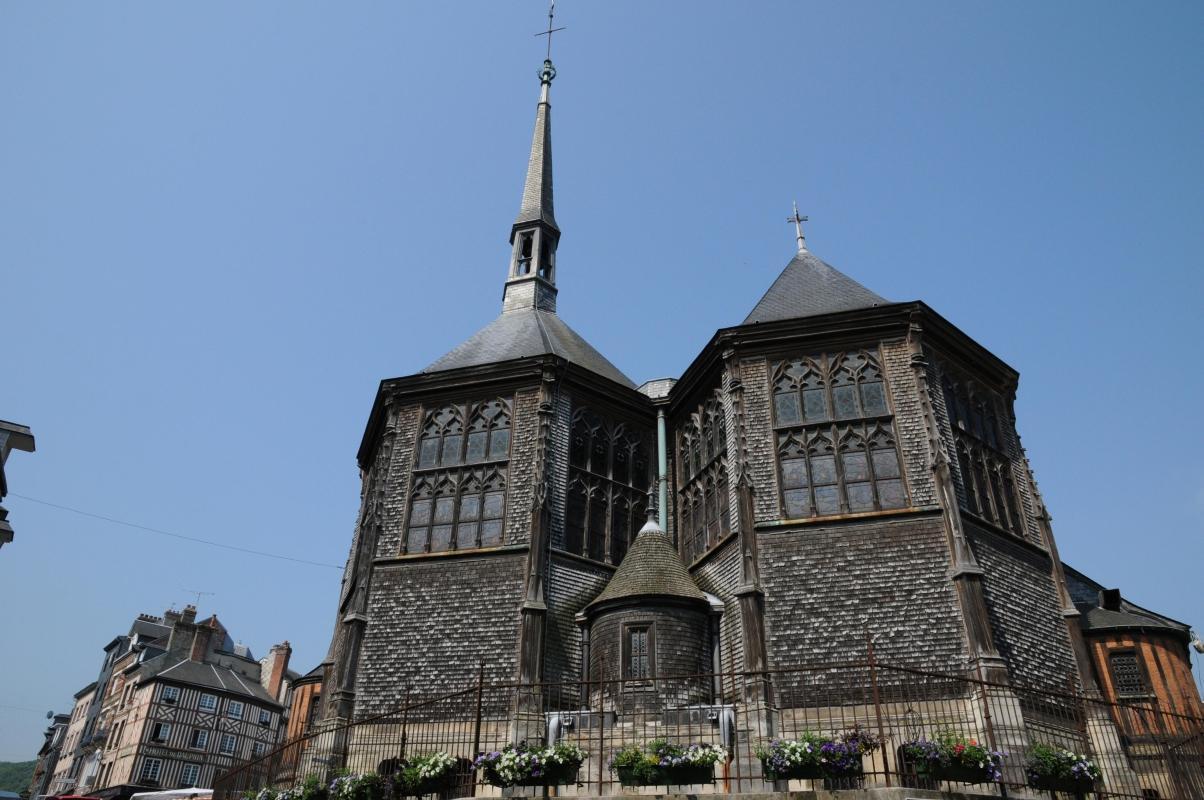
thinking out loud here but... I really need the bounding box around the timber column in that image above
[723,348,771,705]
[516,367,558,686]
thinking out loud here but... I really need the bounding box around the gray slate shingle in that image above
[424,307,635,388]
[744,250,887,324]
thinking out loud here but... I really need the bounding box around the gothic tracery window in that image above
[405,398,512,554]
[677,393,731,564]
[942,372,1026,536]
[563,407,649,564]
[772,350,908,518]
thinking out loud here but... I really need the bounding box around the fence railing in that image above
[215,661,1204,799]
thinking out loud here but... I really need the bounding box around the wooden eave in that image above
[357,355,652,469]
[668,301,1021,414]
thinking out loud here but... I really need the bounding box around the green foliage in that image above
[0,762,36,794]
[1026,743,1101,785]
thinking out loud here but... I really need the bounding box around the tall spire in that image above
[503,7,563,314]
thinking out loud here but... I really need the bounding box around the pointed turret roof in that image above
[423,56,634,388]
[586,511,706,613]
[744,248,887,325]
[423,308,634,387]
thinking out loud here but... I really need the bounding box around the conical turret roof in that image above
[744,249,887,324]
[586,513,706,612]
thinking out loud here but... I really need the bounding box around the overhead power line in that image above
[10,493,344,570]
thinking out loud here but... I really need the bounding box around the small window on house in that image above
[219,733,237,755]
[150,722,171,743]
[161,686,179,705]
[189,729,209,750]
[139,758,162,784]
[258,708,271,726]
[180,764,201,788]
[622,624,654,682]
[1109,651,1148,698]
[252,741,267,758]
[227,700,244,720]
[198,693,217,712]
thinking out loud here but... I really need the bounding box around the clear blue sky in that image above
[2,1,1202,762]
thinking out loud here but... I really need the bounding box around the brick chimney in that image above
[189,616,218,662]
[181,604,198,624]
[163,608,182,626]
[262,641,292,701]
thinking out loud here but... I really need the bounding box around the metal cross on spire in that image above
[534,1,566,62]
[787,201,809,252]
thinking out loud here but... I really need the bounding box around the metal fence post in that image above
[865,629,892,787]
[597,657,606,792]
[399,684,411,761]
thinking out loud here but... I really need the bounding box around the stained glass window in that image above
[772,349,908,518]
[677,393,731,564]
[563,407,650,564]
[405,398,512,554]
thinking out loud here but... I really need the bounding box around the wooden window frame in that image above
[621,622,656,689]
[1108,649,1152,700]
[771,348,909,521]
[180,763,201,789]
[563,406,652,565]
[405,397,514,555]
[139,758,162,784]
[676,392,732,565]
[180,763,201,788]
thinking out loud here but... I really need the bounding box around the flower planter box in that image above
[1029,775,1097,795]
[761,758,865,783]
[514,761,581,787]
[482,761,582,788]
[917,763,994,784]
[396,775,456,798]
[761,761,825,781]
[615,764,715,786]
[822,772,866,790]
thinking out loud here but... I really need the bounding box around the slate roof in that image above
[586,517,706,611]
[1080,605,1189,635]
[744,249,887,325]
[1062,563,1191,637]
[424,307,635,388]
[137,656,281,706]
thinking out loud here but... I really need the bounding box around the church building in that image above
[307,47,1199,777]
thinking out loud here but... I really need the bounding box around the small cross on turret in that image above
[787,201,809,253]
[534,1,566,65]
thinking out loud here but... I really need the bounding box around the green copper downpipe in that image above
[657,409,668,530]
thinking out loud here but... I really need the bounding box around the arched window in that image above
[587,485,607,562]
[676,390,731,564]
[772,349,908,518]
[417,406,464,469]
[563,408,651,564]
[941,365,1027,536]
[465,400,511,463]
[610,495,631,564]
[405,397,512,555]
[957,440,979,514]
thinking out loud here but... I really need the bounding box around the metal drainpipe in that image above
[657,409,668,531]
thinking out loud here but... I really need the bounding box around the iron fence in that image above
[215,659,1204,799]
